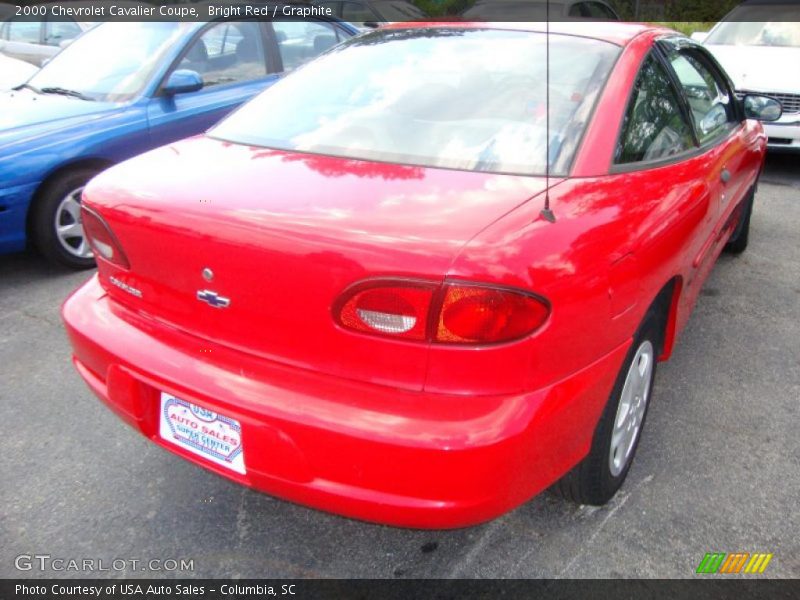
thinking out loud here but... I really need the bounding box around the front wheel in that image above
[555,318,659,505]
[31,168,99,269]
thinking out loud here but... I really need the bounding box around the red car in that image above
[63,22,781,528]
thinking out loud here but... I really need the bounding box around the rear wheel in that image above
[555,315,660,505]
[725,188,754,254]
[31,168,98,269]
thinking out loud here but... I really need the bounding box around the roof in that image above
[383,21,675,46]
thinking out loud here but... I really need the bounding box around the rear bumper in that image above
[63,275,628,528]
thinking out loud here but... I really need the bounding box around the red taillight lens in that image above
[436,284,549,344]
[335,279,549,344]
[81,206,130,269]
[336,281,436,341]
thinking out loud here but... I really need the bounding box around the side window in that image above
[272,21,340,72]
[178,21,266,88]
[615,53,695,164]
[6,19,41,43]
[44,20,81,47]
[666,49,735,145]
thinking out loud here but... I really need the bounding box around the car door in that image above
[658,38,751,281]
[608,49,715,324]
[147,21,279,148]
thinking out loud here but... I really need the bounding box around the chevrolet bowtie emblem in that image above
[196,289,230,308]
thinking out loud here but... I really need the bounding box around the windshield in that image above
[211,28,620,176]
[28,22,191,102]
[706,6,800,47]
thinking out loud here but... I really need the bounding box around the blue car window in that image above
[272,21,341,71]
[178,21,267,88]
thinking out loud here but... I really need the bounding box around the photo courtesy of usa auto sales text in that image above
[15,584,298,597]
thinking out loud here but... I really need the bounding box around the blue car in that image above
[0,17,358,268]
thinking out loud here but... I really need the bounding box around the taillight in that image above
[436,284,550,343]
[335,279,549,345]
[81,206,130,269]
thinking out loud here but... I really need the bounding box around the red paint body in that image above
[62,23,767,527]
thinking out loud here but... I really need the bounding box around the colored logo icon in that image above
[697,552,773,574]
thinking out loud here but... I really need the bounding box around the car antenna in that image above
[540,0,557,224]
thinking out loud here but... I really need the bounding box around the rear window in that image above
[210,28,620,176]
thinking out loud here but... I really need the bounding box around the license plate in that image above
[159,392,245,474]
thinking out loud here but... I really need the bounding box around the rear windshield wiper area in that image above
[39,87,95,101]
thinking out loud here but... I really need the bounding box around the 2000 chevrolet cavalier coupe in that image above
[63,22,780,527]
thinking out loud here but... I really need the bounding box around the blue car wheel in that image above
[31,168,98,269]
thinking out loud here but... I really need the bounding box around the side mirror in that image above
[743,94,782,122]
[690,31,708,43]
[162,69,203,96]
[362,21,380,29]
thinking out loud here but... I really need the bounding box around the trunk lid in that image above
[85,136,553,390]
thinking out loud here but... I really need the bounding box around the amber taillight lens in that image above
[335,279,549,344]
[81,206,130,269]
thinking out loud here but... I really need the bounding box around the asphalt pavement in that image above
[1,153,798,579]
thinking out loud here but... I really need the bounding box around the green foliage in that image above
[654,22,716,36]
[414,0,472,16]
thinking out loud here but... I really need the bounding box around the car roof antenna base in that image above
[540,206,556,223]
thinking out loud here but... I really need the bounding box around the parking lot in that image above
[1,153,798,579]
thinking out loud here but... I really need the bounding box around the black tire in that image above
[30,168,98,269]
[725,189,754,255]
[555,314,661,505]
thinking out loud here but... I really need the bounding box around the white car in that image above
[0,53,38,90]
[695,1,800,151]
[0,10,92,66]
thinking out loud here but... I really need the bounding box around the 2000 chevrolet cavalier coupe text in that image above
[63,22,780,528]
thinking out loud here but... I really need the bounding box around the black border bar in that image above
[3,0,800,23]
[3,579,800,600]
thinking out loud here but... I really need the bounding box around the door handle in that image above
[720,169,731,184]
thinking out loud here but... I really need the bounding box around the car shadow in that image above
[762,152,800,188]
